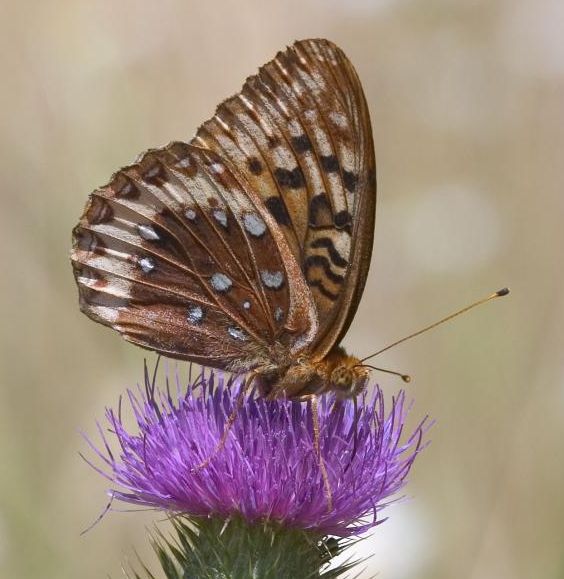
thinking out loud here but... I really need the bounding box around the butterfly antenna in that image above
[359,364,411,383]
[361,287,510,364]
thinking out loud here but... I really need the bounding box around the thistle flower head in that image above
[85,367,428,538]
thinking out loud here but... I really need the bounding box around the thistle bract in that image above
[85,368,428,537]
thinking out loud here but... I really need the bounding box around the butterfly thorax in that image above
[255,345,369,400]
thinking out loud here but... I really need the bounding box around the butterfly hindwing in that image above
[192,39,376,360]
[71,142,318,370]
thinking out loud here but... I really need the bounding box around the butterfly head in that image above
[320,348,370,399]
[330,362,369,399]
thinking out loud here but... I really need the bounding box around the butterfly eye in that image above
[330,367,353,394]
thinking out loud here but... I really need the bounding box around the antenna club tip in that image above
[496,287,510,297]
[402,375,411,383]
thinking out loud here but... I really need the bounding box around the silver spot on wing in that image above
[228,326,247,341]
[139,257,156,273]
[187,304,204,324]
[137,224,160,241]
[213,209,228,228]
[243,213,266,237]
[274,306,284,322]
[260,270,284,289]
[211,273,232,292]
[144,164,160,179]
[176,157,191,169]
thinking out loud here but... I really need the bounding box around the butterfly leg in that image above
[193,372,255,472]
[301,394,333,512]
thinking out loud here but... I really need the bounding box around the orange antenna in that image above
[361,287,510,364]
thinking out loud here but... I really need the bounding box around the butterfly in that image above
[71,38,376,400]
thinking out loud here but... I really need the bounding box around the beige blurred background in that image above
[1,0,563,577]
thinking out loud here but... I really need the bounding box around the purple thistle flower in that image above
[84,368,429,538]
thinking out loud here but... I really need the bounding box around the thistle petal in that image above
[86,368,429,537]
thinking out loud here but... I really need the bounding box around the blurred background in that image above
[1,0,563,577]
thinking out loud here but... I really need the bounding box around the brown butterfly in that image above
[71,38,376,400]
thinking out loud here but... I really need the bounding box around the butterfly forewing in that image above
[192,39,375,360]
[71,142,317,370]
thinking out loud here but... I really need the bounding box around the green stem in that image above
[131,516,362,579]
